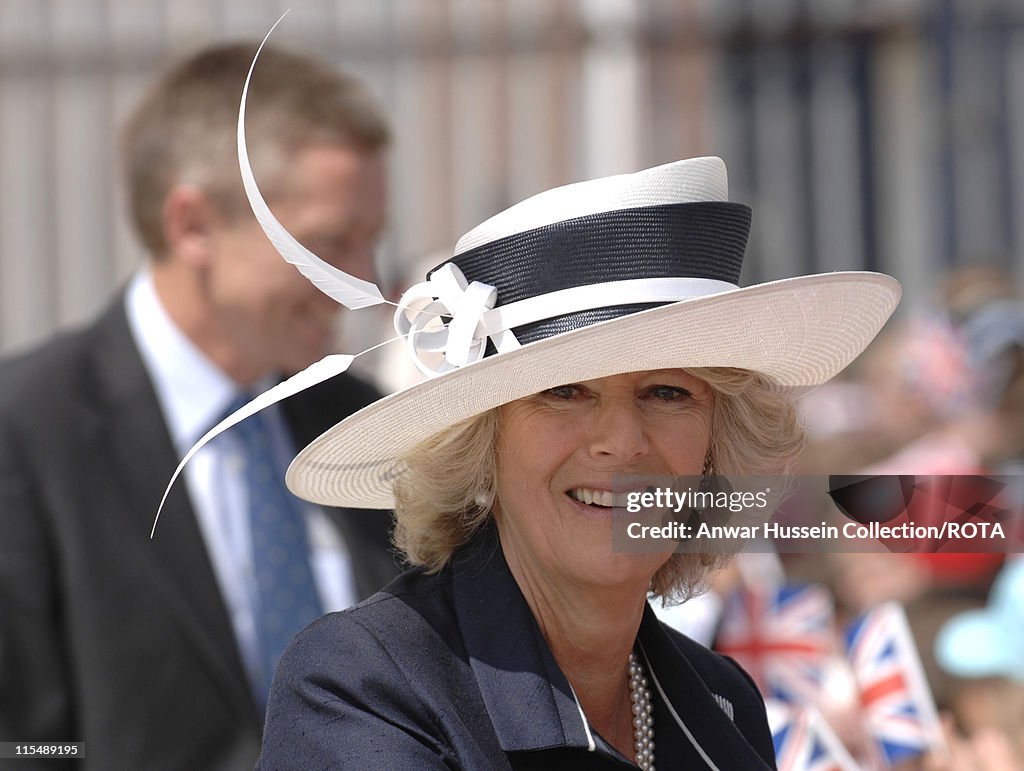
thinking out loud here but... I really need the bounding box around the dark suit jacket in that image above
[0,297,401,770]
[260,523,777,770]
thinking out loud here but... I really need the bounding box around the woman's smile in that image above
[493,369,713,590]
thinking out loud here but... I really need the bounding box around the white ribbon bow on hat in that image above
[393,262,739,378]
[394,264,500,377]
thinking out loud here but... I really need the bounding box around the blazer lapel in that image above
[637,605,774,769]
[91,299,258,721]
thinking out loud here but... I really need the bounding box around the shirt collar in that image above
[451,523,771,768]
[125,269,240,454]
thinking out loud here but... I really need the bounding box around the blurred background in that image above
[3,2,1024,766]
[2,0,1023,357]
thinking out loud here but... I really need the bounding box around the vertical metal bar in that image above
[934,0,958,268]
[992,1,1015,272]
[794,2,817,275]
[51,0,114,329]
[578,0,647,177]
[0,0,58,351]
[731,0,762,284]
[852,32,878,272]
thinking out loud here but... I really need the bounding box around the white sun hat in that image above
[153,35,900,532]
[282,154,899,509]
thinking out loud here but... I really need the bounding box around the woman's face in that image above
[493,369,713,594]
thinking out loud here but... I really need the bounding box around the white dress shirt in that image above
[125,270,358,694]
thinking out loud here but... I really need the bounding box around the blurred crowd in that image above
[741,265,1023,769]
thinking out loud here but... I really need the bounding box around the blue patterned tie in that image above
[226,398,323,709]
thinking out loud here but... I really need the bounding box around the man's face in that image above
[206,143,388,380]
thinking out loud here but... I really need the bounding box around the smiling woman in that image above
[253,156,900,770]
[393,366,802,602]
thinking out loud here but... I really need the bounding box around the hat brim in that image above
[287,271,900,508]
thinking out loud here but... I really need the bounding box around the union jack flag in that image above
[715,583,834,703]
[767,699,859,771]
[900,315,977,415]
[844,603,945,767]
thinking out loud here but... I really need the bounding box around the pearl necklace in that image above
[629,652,655,770]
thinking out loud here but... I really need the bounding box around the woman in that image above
[248,157,899,769]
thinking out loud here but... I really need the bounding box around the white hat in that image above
[148,37,899,531]
[155,35,897,532]
[281,156,899,509]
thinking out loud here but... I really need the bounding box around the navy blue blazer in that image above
[260,525,776,770]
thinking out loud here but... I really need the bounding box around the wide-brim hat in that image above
[153,38,900,534]
[278,156,899,509]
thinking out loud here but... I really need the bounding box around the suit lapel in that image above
[90,299,258,721]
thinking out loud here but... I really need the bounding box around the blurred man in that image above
[0,43,399,769]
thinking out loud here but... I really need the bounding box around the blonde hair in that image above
[393,368,804,602]
[121,43,390,257]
